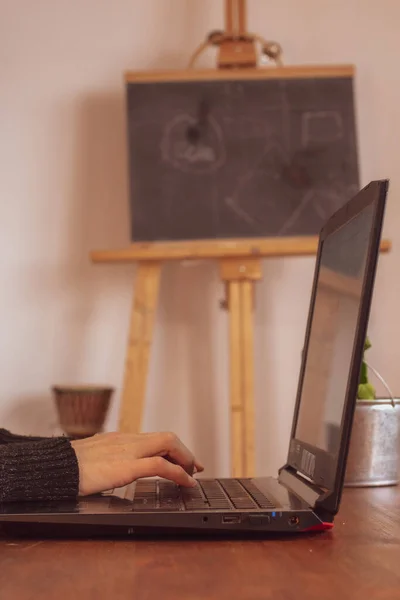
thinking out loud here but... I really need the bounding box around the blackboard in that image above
[125,66,359,242]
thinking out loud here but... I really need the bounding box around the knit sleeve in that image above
[0,428,51,445]
[0,437,80,502]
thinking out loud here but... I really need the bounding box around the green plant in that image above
[357,336,376,400]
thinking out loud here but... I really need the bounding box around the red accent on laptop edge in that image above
[302,522,334,533]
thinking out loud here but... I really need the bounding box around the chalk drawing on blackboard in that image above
[224,196,260,228]
[278,183,356,235]
[125,68,359,241]
[222,130,358,237]
[280,80,292,153]
[220,140,289,235]
[223,117,269,140]
[302,111,344,147]
[160,113,226,174]
[226,138,313,221]
[223,141,283,225]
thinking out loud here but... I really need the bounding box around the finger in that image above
[136,432,200,476]
[194,459,204,473]
[133,456,197,488]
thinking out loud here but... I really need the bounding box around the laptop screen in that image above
[294,202,374,456]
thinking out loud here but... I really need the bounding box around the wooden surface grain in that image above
[1,487,400,600]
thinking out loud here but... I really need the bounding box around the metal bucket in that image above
[345,399,400,487]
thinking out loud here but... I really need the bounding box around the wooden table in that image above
[1,486,399,600]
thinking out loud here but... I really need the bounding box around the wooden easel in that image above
[90,0,391,478]
[91,238,391,478]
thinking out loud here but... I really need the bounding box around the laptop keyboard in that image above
[132,479,276,512]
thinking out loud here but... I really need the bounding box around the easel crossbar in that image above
[91,238,391,264]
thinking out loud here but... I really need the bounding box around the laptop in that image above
[0,180,388,538]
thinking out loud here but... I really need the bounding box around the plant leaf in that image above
[357,382,376,400]
[364,337,372,352]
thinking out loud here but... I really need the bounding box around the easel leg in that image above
[241,279,255,477]
[220,258,261,478]
[119,261,161,433]
[229,281,245,477]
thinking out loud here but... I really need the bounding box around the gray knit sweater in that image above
[0,429,79,502]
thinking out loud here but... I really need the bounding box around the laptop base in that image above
[0,477,332,536]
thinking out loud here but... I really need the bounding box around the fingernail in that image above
[189,477,197,487]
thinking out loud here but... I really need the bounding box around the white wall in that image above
[1,0,399,477]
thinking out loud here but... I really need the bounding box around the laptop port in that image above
[222,515,241,524]
[289,515,300,526]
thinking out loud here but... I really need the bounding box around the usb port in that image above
[222,515,241,524]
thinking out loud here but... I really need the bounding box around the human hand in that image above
[71,431,204,496]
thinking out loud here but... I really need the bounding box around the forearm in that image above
[0,437,79,502]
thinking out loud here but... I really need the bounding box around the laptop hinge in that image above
[278,466,326,508]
